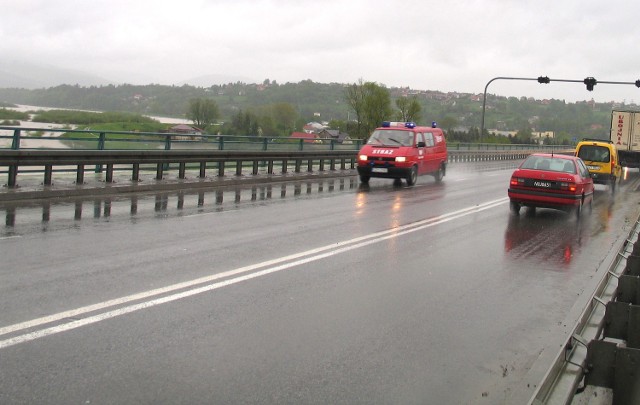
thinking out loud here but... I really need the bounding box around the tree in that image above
[270,102,298,136]
[187,98,219,128]
[439,115,458,133]
[395,96,422,123]
[345,79,367,138]
[345,79,392,139]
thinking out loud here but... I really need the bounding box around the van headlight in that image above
[395,157,406,162]
[359,154,368,161]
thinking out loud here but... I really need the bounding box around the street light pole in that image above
[480,77,540,142]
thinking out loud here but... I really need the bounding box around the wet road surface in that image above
[1,162,639,404]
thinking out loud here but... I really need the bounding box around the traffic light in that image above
[584,77,597,91]
[537,76,550,84]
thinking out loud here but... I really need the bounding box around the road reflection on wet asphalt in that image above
[1,177,360,234]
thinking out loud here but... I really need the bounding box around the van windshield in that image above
[367,130,414,147]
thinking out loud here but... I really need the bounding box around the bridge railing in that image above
[0,126,567,153]
[0,126,363,152]
[0,126,573,188]
[0,149,359,188]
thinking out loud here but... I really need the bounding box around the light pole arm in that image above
[479,76,640,142]
[480,77,538,142]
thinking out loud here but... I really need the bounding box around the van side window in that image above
[424,132,435,147]
[416,133,425,147]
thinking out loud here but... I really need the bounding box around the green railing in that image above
[0,126,567,153]
[0,126,363,152]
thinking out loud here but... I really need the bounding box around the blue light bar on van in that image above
[431,121,437,128]
[381,121,417,128]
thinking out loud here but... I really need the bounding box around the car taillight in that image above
[510,177,524,186]
[559,182,577,192]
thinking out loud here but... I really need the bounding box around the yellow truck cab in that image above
[575,138,622,191]
[357,121,447,186]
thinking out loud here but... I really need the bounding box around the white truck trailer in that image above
[611,110,640,169]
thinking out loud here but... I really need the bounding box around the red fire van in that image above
[356,121,448,185]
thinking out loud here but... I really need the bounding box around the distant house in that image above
[302,122,325,134]
[318,129,352,144]
[290,131,321,143]
[169,124,204,140]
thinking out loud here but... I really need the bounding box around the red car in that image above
[508,153,594,217]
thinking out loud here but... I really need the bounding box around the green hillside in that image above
[0,80,634,144]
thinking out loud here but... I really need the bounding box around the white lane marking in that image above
[0,197,508,349]
[0,235,22,241]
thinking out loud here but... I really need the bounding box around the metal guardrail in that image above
[527,214,640,404]
[0,148,565,189]
[0,126,574,189]
[0,149,358,188]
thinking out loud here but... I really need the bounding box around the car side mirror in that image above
[417,141,426,148]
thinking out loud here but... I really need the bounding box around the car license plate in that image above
[587,165,599,170]
[372,168,387,173]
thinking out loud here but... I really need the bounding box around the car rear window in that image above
[577,145,610,163]
[521,156,576,173]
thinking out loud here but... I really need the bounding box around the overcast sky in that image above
[2,0,639,103]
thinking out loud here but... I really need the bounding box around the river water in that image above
[0,104,192,148]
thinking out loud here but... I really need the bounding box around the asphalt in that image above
[0,168,358,202]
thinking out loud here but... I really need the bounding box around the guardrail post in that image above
[218,161,225,177]
[156,163,164,180]
[44,164,53,185]
[7,165,18,187]
[263,138,268,151]
[218,136,224,151]
[164,135,172,150]
[132,163,140,181]
[76,164,85,184]
[282,159,288,173]
[11,129,21,150]
[236,160,242,176]
[95,133,106,173]
[106,164,114,183]
[199,162,206,178]
[178,163,186,179]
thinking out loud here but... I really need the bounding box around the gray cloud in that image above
[2,0,639,102]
